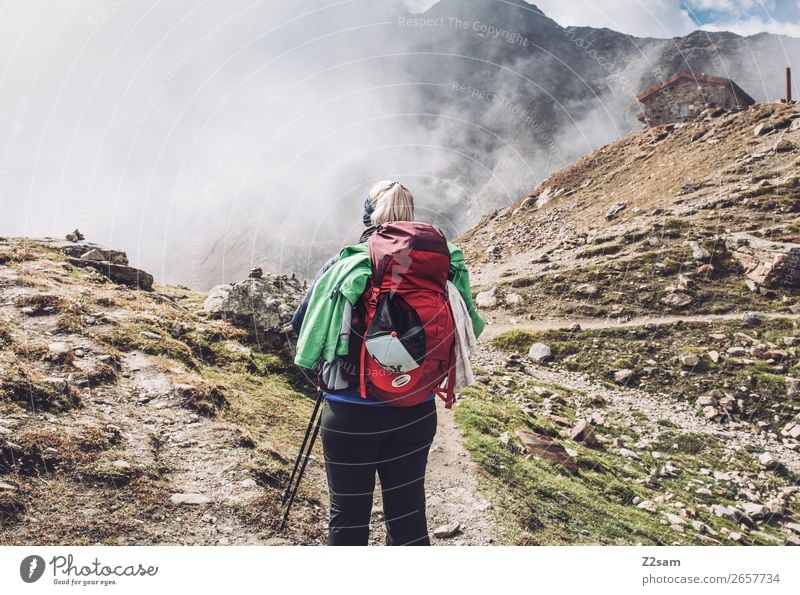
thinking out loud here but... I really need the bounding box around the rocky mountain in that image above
[190,0,800,290]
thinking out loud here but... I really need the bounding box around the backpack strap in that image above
[359,283,381,399]
[434,340,457,409]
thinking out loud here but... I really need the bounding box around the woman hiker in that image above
[292,180,484,545]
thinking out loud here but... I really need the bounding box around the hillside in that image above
[452,101,800,545]
[0,238,329,545]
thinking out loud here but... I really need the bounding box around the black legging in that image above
[320,399,437,546]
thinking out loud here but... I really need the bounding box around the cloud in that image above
[531,0,698,38]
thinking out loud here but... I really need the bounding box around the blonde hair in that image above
[369,180,414,226]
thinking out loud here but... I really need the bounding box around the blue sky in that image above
[684,0,800,32]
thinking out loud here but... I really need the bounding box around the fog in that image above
[0,0,797,289]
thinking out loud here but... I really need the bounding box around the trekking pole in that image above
[280,389,324,530]
[282,388,323,505]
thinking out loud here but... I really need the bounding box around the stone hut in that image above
[636,71,755,126]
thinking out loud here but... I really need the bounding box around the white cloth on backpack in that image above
[447,280,477,391]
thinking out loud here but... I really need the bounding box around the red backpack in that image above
[347,222,457,408]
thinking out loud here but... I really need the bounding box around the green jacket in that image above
[294,242,484,369]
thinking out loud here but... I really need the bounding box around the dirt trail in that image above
[483,312,800,339]
[367,399,499,545]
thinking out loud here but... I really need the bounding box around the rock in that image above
[515,430,578,474]
[527,343,552,363]
[725,232,800,290]
[679,353,700,367]
[660,292,693,307]
[728,531,744,543]
[605,202,627,220]
[785,522,800,535]
[139,331,161,340]
[43,377,68,392]
[637,500,657,513]
[111,460,132,471]
[203,273,305,335]
[505,292,524,306]
[433,523,460,539]
[702,406,719,419]
[707,350,720,363]
[775,139,795,153]
[249,267,263,279]
[569,323,582,332]
[754,122,774,136]
[67,257,154,291]
[726,346,747,356]
[170,493,212,505]
[65,229,86,242]
[697,263,715,275]
[224,342,252,356]
[711,504,737,521]
[758,452,778,469]
[0,480,17,492]
[685,240,710,261]
[569,420,598,446]
[80,248,108,261]
[47,341,71,355]
[619,448,640,460]
[786,377,800,399]
[741,503,769,519]
[614,369,635,384]
[666,513,684,526]
[742,311,765,327]
[239,478,257,488]
[474,287,498,309]
[575,283,599,298]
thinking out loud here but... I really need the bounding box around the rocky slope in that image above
[453,101,800,545]
[0,237,329,545]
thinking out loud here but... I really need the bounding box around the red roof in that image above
[636,71,755,105]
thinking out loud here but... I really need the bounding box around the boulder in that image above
[505,292,524,306]
[515,430,578,474]
[754,122,774,136]
[725,232,800,290]
[433,523,461,539]
[575,283,599,297]
[685,240,710,261]
[614,369,635,384]
[758,452,778,469]
[170,493,212,505]
[569,419,598,446]
[527,343,552,363]
[44,238,129,265]
[67,257,154,290]
[474,287,498,309]
[203,274,304,335]
[605,202,627,220]
[660,292,693,307]
[679,353,700,367]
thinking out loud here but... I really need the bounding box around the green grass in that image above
[453,370,800,545]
